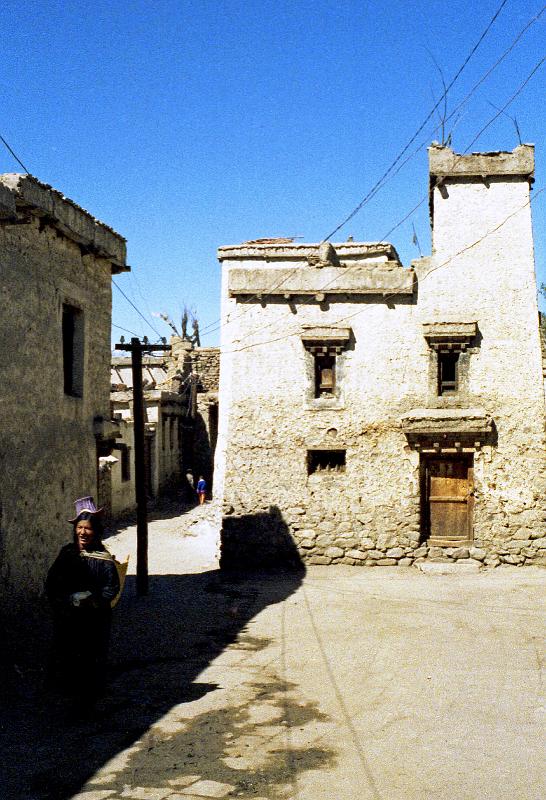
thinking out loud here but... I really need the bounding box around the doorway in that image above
[422,455,474,546]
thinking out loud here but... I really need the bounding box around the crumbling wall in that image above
[192,347,220,392]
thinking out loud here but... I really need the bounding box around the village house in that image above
[215,144,546,569]
[0,174,128,609]
[106,337,220,515]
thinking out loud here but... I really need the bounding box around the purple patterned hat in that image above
[68,496,104,523]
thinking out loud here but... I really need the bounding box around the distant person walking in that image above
[196,476,207,505]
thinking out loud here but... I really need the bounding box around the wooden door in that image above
[426,457,473,546]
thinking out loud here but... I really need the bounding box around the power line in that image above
[323,6,546,236]
[463,55,546,153]
[112,322,142,338]
[112,280,162,338]
[0,132,30,173]
[221,188,543,356]
[276,53,546,305]
[200,0,537,342]
[320,0,510,243]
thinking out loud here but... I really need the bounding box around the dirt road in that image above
[1,501,544,800]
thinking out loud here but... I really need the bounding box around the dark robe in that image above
[46,542,120,702]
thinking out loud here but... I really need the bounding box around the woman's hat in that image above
[68,496,104,523]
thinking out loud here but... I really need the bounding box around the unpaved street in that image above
[1,501,545,800]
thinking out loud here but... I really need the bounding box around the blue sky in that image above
[1,0,544,346]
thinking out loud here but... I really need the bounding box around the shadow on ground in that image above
[0,534,327,798]
[104,490,200,536]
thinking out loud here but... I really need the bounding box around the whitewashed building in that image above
[215,144,546,569]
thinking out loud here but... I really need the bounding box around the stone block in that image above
[398,557,413,566]
[360,537,376,550]
[308,556,332,565]
[299,540,315,549]
[503,541,524,553]
[325,546,344,559]
[452,547,469,559]
[412,546,428,558]
[377,534,397,549]
[484,555,501,567]
[367,550,384,560]
[316,534,333,548]
[469,547,486,561]
[386,547,405,559]
[346,549,368,561]
[428,547,444,559]
[501,554,523,564]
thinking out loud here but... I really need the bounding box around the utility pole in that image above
[115,336,171,596]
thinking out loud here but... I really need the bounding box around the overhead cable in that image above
[0,132,30,173]
[200,0,536,341]
[112,280,162,338]
[320,0,510,243]
[221,188,543,356]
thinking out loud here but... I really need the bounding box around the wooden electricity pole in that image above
[115,337,171,596]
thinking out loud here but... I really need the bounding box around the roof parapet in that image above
[0,173,129,273]
[428,143,534,181]
[218,241,401,265]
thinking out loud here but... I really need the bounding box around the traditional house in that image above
[0,174,128,607]
[106,338,220,515]
[215,144,546,569]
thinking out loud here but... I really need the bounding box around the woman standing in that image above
[46,497,119,710]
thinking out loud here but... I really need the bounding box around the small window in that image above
[62,303,84,397]
[308,449,346,474]
[438,350,459,395]
[121,446,131,482]
[314,354,336,397]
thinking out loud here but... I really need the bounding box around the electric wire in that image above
[320,6,546,240]
[221,187,543,356]
[0,132,30,173]
[112,322,143,338]
[320,0,511,243]
[199,4,543,342]
[112,280,163,338]
[266,54,546,306]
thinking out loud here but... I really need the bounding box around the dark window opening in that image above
[121,446,131,482]
[314,354,336,397]
[62,303,84,397]
[438,350,459,395]
[308,449,346,474]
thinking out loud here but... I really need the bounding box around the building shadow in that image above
[0,515,307,800]
[221,505,304,570]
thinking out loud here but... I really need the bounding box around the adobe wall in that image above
[0,216,114,604]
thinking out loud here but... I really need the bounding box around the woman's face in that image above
[76,519,95,551]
